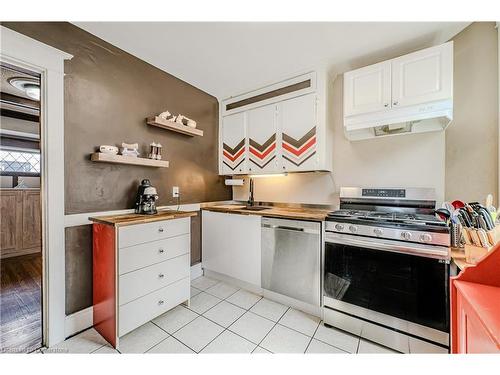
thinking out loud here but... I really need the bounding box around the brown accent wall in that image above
[2,22,230,213]
[65,225,92,315]
[3,22,231,315]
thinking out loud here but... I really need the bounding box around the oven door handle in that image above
[325,232,450,260]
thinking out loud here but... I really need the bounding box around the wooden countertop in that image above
[89,210,197,227]
[202,204,330,222]
[451,248,473,270]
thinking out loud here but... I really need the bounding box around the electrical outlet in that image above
[172,186,179,198]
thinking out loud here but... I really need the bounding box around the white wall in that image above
[233,74,446,206]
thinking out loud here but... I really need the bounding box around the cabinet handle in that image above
[158,227,164,233]
[393,101,398,106]
[158,248,165,254]
[282,166,286,170]
[158,300,164,306]
[384,103,389,107]
[249,167,252,171]
[158,273,165,279]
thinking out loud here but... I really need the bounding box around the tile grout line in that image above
[303,321,322,353]
[255,307,290,351]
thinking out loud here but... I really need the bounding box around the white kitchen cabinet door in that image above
[247,104,278,174]
[202,211,261,287]
[221,112,247,175]
[391,42,453,108]
[344,61,391,117]
[278,93,318,172]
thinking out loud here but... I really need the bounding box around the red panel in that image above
[93,223,117,348]
[451,244,500,353]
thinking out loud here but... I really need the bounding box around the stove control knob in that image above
[420,233,432,243]
[401,231,412,240]
[335,224,344,231]
[349,225,358,233]
[373,228,383,236]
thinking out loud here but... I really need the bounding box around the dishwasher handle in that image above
[262,223,319,234]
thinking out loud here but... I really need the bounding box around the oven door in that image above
[324,232,450,335]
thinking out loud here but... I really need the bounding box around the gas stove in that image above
[325,187,450,247]
[323,187,451,352]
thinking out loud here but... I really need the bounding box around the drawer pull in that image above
[158,248,165,254]
[158,300,164,306]
[158,273,165,279]
[158,227,164,233]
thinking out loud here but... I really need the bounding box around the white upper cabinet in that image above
[278,93,318,172]
[247,103,278,174]
[343,42,453,141]
[391,42,453,108]
[221,112,246,175]
[344,61,391,117]
[220,71,332,175]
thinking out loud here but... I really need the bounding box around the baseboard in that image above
[65,306,93,338]
[65,264,203,339]
[190,263,203,280]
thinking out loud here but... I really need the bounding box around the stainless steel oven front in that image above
[323,231,450,353]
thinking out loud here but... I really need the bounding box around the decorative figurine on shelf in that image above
[148,142,163,160]
[120,142,140,157]
[158,110,175,121]
[175,114,197,129]
[99,145,119,155]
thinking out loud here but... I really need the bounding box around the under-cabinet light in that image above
[249,173,288,178]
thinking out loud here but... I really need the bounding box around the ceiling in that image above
[75,22,470,99]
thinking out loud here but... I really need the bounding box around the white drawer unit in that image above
[119,277,190,337]
[119,217,190,248]
[118,234,190,275]
[119,254,190,305]
[91,213,195,349]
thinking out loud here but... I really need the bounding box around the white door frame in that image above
[1,26,72,347]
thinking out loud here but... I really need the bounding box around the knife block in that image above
[464,225,500,264]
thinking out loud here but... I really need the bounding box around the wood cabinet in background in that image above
[0,189,41,259]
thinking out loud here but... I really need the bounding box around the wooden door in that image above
[278,93,318,172]
[391,42,453,108]
[246,103,278,174]
[221,112,247,175]
[0,190,23,257]
[22,190,41,251]
[344,61,391,116]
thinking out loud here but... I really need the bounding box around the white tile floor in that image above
[42,276,417,354]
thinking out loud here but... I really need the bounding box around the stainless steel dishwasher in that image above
[261,217,321,306]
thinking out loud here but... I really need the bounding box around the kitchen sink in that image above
[243,206,271,211]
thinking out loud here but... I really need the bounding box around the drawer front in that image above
[119,277,189,337]
[119,234,190,275]
[119,254,189,305]
[119,218,190,248]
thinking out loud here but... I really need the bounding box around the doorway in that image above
[0,62,43,353]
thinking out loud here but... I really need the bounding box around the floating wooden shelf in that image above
[90,153,169,168]
[147,116,203,137]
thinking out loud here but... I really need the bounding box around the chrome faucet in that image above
[247,178,254,206]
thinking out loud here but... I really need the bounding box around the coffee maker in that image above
[134,179,159,215]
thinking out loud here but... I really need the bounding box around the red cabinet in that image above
[451,246,500,353]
